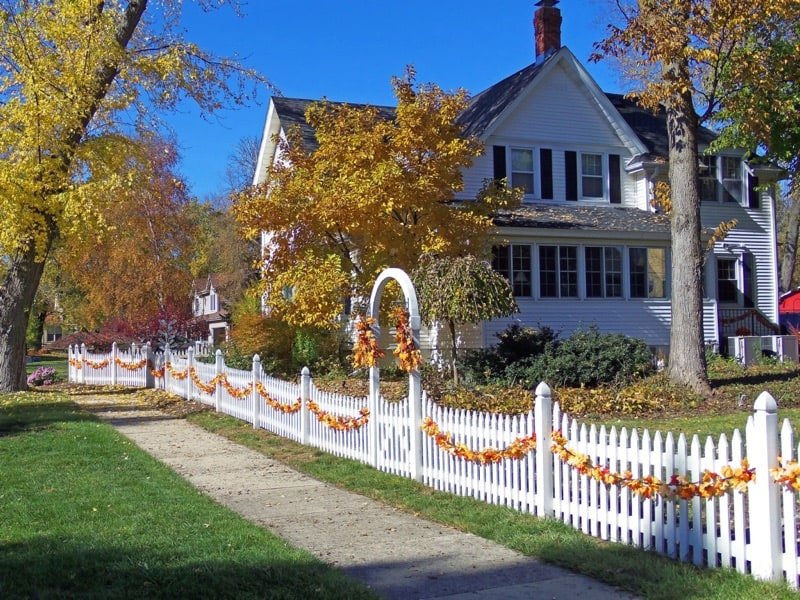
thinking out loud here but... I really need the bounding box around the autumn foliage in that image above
[234,69,520,329]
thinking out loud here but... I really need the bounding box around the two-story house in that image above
[191,275,230,352]
[252,1,782,356]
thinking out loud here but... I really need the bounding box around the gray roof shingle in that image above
[491,203,671,233]
[271,97,394,152]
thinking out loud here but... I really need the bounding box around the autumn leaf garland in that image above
[351,309,422,373]
[391,307,423,373]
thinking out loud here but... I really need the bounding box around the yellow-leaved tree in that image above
[234,69,521,329]
[0,0,264,391]
[595,0,799,395]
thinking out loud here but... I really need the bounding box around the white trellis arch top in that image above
[366,267,423,481]
[367,267,421,336]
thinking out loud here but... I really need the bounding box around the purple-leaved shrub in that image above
[27,366,60,386]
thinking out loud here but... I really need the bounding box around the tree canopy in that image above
[0,0,264,391]
[234,69,520,329]
[412,254,518,384]
[596,0,799,395]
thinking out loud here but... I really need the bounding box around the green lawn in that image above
[188,410,797,600]
[25,354,68,381]
[0,391,374,599]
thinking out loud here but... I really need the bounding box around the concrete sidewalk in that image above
[81,399,637,599]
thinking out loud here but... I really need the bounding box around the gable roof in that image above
[606,93,717,159]
[458,58,551,138]
[271,97,395,153]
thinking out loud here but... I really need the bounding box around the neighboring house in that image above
[779,289,800,333]
[191,275,230,351]
[252,1,783,356]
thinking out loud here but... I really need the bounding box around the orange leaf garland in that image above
[352,316,384,369]
[421,417,537,464]
[771,458,800,492]
[308,400,370,431]
[391,307,423,373]
[166,362,188,380]
[256,382,301,413]
[550,430,755,501]
[114,357,148,371]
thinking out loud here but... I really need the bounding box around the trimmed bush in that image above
[461,324,556,384]
[508,328,653,389]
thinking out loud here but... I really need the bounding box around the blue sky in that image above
[172,1,625,200]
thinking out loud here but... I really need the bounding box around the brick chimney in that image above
[534,0,562,60]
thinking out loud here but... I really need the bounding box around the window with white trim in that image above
[580,153,604,199]
[492,245,532,297]
[630,247,666,298]
[721,156,742,203]
[510,148,534,195]
[699,155,744,203]
[585,246,622,298]
[698,155,717,202]
[717,258,739,303]
[539,245,577,298]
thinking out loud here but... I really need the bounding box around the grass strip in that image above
[188,410,797,600]
[0,392,375,599]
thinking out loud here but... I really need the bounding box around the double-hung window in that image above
[699,155,717,202]
[510,148,534,195]
[492,245,532,297]
[721,156,742,203]
[629,248,667,298]
[717,258,739,303]
[585,247,622,298]
[539,245,578,298]
[580,153,604,199]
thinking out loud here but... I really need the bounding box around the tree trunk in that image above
[0,247,49,391]
[665,61,711,396]
[780,186,800,293]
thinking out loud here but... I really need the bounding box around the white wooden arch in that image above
[366,268,423,481]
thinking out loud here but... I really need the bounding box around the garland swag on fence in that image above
[421,417,537,464]
[352,309,422,373]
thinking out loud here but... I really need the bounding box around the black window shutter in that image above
[742,253,755,307]
[609,154,621,204]
[565,151,578,201]
[493,146,507,182]
[747,173,760,209]
[540,148,553,199]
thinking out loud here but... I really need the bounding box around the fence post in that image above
[408,363,423,483]
[747,391,782,582]
[251,354,261,428]
[534,381,554,518]
[215,349,223,412]
[163,344,171,393]
[186,347,193,401]
[80,343,87,384]
[110,342,118,385]
[368,365,379,468]
[144,343,155,389]
[300,367,311,445]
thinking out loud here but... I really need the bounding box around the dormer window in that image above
[699,155,745,204]
[580,153,604,199]
[210,294,217,312]
[511,148,535,194]
[721,156,742,203]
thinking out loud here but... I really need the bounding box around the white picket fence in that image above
[67,343,800,588]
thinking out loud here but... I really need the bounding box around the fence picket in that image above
[67,348,800,589]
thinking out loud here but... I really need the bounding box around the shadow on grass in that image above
[710,370,798,388]
[0,536,373,599]
[0,400,95,437]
